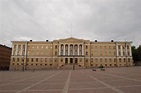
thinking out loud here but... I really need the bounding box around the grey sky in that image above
[0,0,141,47]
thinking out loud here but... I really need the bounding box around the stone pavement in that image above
[0,67,141,93]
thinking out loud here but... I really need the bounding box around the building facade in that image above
[10,37,133,70]
[0,44,12,70]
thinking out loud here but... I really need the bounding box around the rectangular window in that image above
[55,45,57,49]
[119,58,121,62]
[31,58,34,62]
[85,59,88,62]
[45,58,47,62]
[86,46,88,49]
[36,58,38,62]
[55,51,57,55]
[100,58,102,62]
[91,58,93,62]
[61,59,63,62]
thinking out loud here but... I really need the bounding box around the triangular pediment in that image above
[59,37,84,43]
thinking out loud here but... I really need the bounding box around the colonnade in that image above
[59,44,84,55]
[116,44,132,56]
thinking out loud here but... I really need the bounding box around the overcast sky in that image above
[0,0,141,47]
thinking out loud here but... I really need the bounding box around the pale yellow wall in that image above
[10,38,133,70]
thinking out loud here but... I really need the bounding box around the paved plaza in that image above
[0,67,141,93]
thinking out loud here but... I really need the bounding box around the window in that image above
[85,59,88,62]
[86,46,88,49]
[31,58,34,62]
[40,58,42,62]
[105,58,107,62]
[27,58,29,62]
[45,58,47,62]
[100,46,102,49]
[36,58,38,62]
[61,59,63,62]
[13,58,15,61]
[96,58,98,62]
[124,58,126,62]
[91,58,93,62]
[55,45,57,49]
[109,58,111,62]
[100,58,102,62]
[128,58,130,62]
[17,58,19,62]
[119,58,121,62]
[119,52,121,56]
[114,58,116,62]
[127,46,129,49]
[86,52,88,56]
[55,51,57,55]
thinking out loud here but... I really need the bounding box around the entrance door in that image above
[65,58,68,64]
[75,58,78,64]
[70,58,73,64]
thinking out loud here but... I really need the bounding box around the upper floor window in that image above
[86,52,88,56]
[55,45,57,49]
[86,46,88,49]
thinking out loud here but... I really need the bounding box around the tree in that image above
[132,45,141,66]
[137,46,141,61]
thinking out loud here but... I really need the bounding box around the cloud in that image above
[0,0,141,46]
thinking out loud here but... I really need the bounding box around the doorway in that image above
[70,58,73,64]
[65,58,68,64]
[75,58,78,64]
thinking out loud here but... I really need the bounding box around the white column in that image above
[78,44,79,55]
[68,44,70,55]
[73,45,75,55]
[12,44,14,55]
[25,42,27,56]
[63,44,65,55]
[116,44,119,56]
[16,44,18,55]
[59,44,60,55]
[129,45,132,56]
[21,44,23,55]
[125,44,127,56]
[121,45,123,56]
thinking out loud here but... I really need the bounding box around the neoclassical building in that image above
[10,37,133,70]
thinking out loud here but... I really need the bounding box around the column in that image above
[59,44,60,55]
[68,44,70,55]
[16,44,18,55]
[25,42,27,56]
[129,45,132,56]
[78,44,79,55]
[116,44,119,56]
[73,44,74,55]
[63,44,65,55]
[12,44,14,55]
[21,44,23,55]
[121,45,123,56]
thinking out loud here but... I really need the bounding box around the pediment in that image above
[59,37,84,43]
